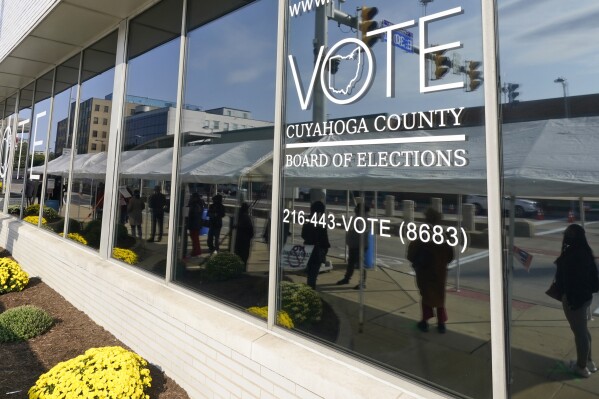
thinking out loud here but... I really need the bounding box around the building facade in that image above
[1,1,599,399]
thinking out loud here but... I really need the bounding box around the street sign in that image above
[381,20,413,53]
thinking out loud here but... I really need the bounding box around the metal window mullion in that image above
[100,20,129,259]
[39,69,58,226]
[481,0,508,398]
[63,53,85,236]
[2,92,20,214]
[165,0,188,283]
[19,80,37,219]
[267,0,288,329]
[1,99,8,213]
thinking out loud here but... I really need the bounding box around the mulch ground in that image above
[1,256,340,398]
[0,277,190,398]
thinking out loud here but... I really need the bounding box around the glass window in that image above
[112,0,183,276]
[39,54,81,237]
[10,82,35,218]
[93,117,98,124]
[280,1,491,397]
[1,94,17,211]
[171,0,276,311]
[60,31,117,250]
[102,118,108,126]
[104,105,109,113]
[22,71,53,221]
[498,1,599,397]
[102,131,107,138]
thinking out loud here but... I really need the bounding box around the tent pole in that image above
[456,194,463,292]
[345,190,349,262]
[374,191,378,274]
[508,196,515,272]
[358,191,365,333]
[580,197,585,227]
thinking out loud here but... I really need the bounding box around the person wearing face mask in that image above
[554,224,599,378]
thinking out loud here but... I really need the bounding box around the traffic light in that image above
[467,61,482,91]
[329,58,340,75]
[359,7,379,48]
[432,50,450,80]
[507,83,520,103]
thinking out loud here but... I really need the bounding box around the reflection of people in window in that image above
[186,192,205,257]
[337,204,370,289]
[554,224,599,378]
[407,208,454,333]
[234,202,254,268]
[147,185,166,242]
[301,201,330,289]
[207,194,226,254]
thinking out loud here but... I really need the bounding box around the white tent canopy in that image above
[32,140,273,184]
[30,116,599,197]
[284,116,599,198]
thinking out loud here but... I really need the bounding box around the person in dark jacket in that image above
[234,202,254,268]
[207,194,226,254]
[187,193,205,257]
[147,185,167,242]
[407,208,454,333]
[337,204,370,289]
[555,224,599,378]
[301,201,330,289]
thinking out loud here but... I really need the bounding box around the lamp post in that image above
[554,77,569,118]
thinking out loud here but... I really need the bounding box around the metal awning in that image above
[0,0,155,104]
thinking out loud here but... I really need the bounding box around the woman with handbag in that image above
[555,224,599,378]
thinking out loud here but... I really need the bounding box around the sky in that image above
[14,0,599,149]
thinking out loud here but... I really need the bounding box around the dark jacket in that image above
[207,202,226,228]
[187,199,205,231]
[407,240,454,307]
[555,246,599,310]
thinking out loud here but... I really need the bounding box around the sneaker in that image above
[588,361,597,373]
[417,320,429,332]
[437,324,447,334]
[569,361,591,378]
[336,278,350,285]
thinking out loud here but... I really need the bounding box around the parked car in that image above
[464,194,540,217]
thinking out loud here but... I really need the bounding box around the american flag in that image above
[513,246,533,271]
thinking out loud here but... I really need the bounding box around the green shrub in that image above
[82,220,128,249]
[82,220,102,248]
[7,205,21,215]
[203,252,245,281]
[28,346,152,399]
[0,258,29,294]
[24,204,59,222]
[48,218,83,234]
[280,281,322,325]
[0,305,53,342]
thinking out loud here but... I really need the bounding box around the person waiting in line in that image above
[337,204,370,289]
[207,194,226,254]
[301,201,330,289]
[127,189,145,239]
[25,179,35,206]
[186,192,205,258]
[554,224,599,378]
[147,185,167,242]
[234,202,254,269]
[407,208,454,334]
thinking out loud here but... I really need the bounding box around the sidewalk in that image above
[285,255,599,399]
